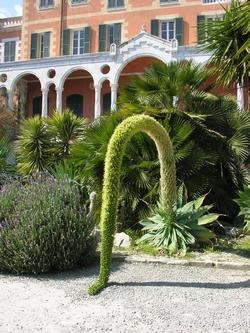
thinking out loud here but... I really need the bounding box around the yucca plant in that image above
[235,185,250,232]
[47,109,87,159]
[16,110,87,175]
[16,116,52,174]
[138,188,219,255]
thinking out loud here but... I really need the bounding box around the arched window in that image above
[102,93,111,114]
[32,96,42,116]
[66,94,84,117]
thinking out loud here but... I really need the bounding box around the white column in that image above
[7,90,13,110]
[94,84,101,119]
[41,88,48,117]
[110,83,118,111]
[56,87,63,113]
[237,82,244,111]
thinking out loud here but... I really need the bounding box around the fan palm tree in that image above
[117,61,250,220]
[202,0,250,110]
[118,61,214,114]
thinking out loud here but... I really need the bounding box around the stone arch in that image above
[45,80,56,91]
[113,52,169,86]
[59,66,95,91]
[62,68,95,119]
[10,72,42,118]
[97,76,110,87]
[88,115,176,295]
[10,71,42,92]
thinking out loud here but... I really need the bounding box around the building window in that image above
[73,30,85,55]
[160,21,175,41]
[197,15,223,44]
[202,0,226,3]
[39,0,54,8]
[108,0,124,9]
[102,93,111,114]
[66,94,84,117]
[63,27,91,55]
[30,32,51,59]
[151,18,183,45]
[71,0,87,4]
[33,96,42,117]
[160,0,178,4]
[99,23,122,51]
[4,41,16,62]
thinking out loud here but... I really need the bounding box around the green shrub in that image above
[0,174,96,274]
[235,185,250,232]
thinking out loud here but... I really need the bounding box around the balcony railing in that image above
[0,17,22,28]
[203,0,229,3]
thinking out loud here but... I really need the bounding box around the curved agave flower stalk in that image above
[88,115,176,295]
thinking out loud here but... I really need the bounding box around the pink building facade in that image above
[0,0,243,119]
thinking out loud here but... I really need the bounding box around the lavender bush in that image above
[0,174,97,274]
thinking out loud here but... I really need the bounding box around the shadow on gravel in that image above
[21,258,126,282]
[109,279,250,289]
[223,248,250,259]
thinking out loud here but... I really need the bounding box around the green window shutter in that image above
[151,20,159,36]
[30,33,38,59]
[10,41,16,59]
[84,26,91,53]
[197,15,205,44]
[99,24,107,52]
[114,23,121,45]
[63,29,71,55]
[43,32,51,58]
[175,17,183,46]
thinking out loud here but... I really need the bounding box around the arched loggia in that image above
[88,115,176,295]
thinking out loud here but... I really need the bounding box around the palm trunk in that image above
[237,80,244,111]
[237,76,249,111]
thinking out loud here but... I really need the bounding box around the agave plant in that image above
[138,189,219,255]
[235,185,250,232]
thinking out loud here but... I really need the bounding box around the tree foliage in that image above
[202,0,250,88]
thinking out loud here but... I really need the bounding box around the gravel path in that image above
[0,262,250,333]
